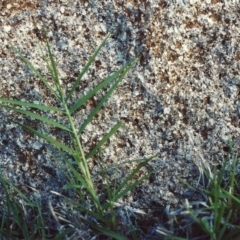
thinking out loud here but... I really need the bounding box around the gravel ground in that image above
[0,0,239,216]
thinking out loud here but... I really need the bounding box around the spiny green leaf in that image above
[65,33,111,102]
[1,104,71,132]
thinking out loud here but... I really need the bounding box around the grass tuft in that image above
[159,139,240,240]
[0,32,156,239]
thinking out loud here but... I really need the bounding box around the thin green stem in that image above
[62,101,102,213]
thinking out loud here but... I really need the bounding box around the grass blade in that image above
[78,58,137,135]
[0,98,64,113]
[46,40,60,86]
[218,209,232,240]
[222,190,240,205]
[86,121,122,160]
[62,162,91,193]
[62,157,101,211]
[50,152,87,201]
[45,39,63,100]
[115,172,152,202]
[34,197,46,240]
[11,44,60,100]
[51,190,107,223]
[0,173,34,239]
[0,171,36,207]
[115,157,153,197]
[102,162,117,230]
[102,157,154,210]
[0,207,6,237]
[12,121,73,154]
[38,40,62,97]
[1,104,71,132]
[56,150,100,212]
[69,67,130,114]
[65,33,111,102]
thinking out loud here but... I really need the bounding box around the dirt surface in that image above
[0,0,239,221]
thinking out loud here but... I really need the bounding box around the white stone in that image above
[33,142,43,150]
[3,25,11,32]
[164,108,171,115]
[100,23,107,33]
[60,6,65,14]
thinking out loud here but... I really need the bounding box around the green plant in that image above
[186,141,240,240]
[162,140,240,240]
[0,32,155,239]
[0,172,45,239]
[154,141,240,240]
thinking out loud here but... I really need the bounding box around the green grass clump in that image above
[0,32,156,239]
[188,142,240,240]
[159,140,240,240]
